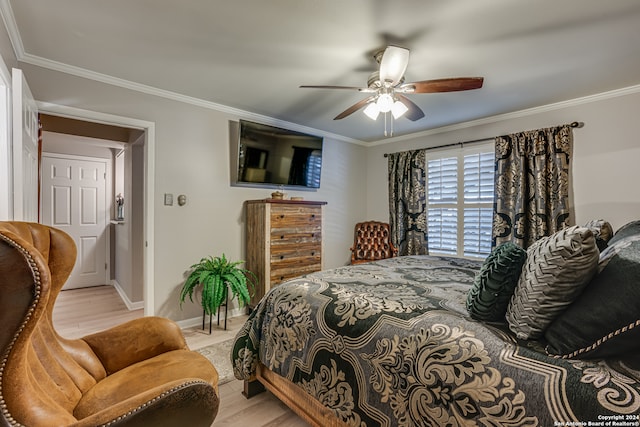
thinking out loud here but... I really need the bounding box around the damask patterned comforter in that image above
[232,256,640,426]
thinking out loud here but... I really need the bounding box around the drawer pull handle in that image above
[280,215,285,219]
[311,252,315,256]
[310,233,315,237]
[280,255,284,260]
[280,235,285,239]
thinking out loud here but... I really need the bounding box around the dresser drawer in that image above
[270,242,321,262]
[270,229,322,245]
[270,205,321,228]
[270,260,322,285]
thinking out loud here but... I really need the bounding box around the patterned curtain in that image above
[492,124,573,249]
[388,149,428,255]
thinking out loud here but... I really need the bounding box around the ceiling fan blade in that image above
[396,95,425,121]
[379,46,410,86]
[400,77,484,93]
[334,96,376,120]
[300,85,375,93]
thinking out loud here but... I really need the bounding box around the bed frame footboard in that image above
[244,363,347,427]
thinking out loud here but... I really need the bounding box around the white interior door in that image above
[12,68,39,221]
[0,65,12,221]
[41,154,108,289]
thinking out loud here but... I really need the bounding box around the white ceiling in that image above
[4,0,640,142]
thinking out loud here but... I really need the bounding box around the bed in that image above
[232,224,640,427]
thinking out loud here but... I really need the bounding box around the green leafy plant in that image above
[179,254,256,315]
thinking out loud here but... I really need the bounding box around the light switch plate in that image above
[164,193,173,206]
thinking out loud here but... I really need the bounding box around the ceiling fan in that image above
[300,46,484,123]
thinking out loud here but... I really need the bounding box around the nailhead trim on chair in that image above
[0,233,214,427]
[0,233,42,427]
[98,380,213,427]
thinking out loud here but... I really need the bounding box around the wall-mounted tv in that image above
[231,120,323,190]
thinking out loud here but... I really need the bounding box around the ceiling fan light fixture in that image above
[376,93,394,112]
[391,100,408,119]
[363,102,380,120]
[300,45,483,130]
[379,46,410,86]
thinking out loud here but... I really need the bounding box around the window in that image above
[426,143,494,258]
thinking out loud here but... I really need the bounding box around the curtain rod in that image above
[383,121,583,158]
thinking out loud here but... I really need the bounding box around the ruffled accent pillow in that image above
[583,219,613,251]
[506,226,599,340]
[545,220,640,358]
[467,242,527,322]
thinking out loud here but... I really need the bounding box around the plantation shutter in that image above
[463,152,494,257]
[463,152,494,202]
[426,145,494,258]
[427,157,458,254]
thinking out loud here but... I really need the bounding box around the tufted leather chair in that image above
[0,222,219,427]
[350,221,398,264]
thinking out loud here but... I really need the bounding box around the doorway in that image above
[41,153,109,289]
[38,109,155,315]
[0,64,10,220]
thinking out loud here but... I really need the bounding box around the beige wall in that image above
[42,131,116,159]
[10,61,368,321]
[113,140,144,305]
[365,90,640,233]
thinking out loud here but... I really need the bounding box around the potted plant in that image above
[179,254,256,318]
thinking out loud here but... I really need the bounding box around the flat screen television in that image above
[232,120,323,190]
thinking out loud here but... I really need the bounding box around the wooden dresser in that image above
[245,199,327,307]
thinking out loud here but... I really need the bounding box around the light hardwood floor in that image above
[53,285,309,427]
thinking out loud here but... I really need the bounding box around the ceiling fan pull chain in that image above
[391,114,394,137]
[384,112,388,137]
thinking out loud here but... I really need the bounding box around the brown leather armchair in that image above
[350,221,398,264]
[0,222,219,427]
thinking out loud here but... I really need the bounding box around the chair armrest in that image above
[82,316,188,375]
[391,243,399,257]
[73,380,219,427]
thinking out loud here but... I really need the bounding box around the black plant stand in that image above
[202,289,229,334]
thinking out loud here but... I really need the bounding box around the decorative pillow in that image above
[608,219,640,246]
[583,219,613,251]
[466,242,527,322]
[506,226,599,340]
[545,223,640,359]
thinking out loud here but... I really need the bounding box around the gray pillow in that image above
[506,226,599,340]
[545,221,640,358]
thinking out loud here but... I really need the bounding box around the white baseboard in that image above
[175,306,246,330]
[111,280,145,311]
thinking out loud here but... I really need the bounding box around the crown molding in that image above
[368,84,640,146]
[23,41,640,149]
[23,52,363,145]
[0,0,23,60]
[3,0,639,148]
[26,36,640,149]
[0,0,363,146]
